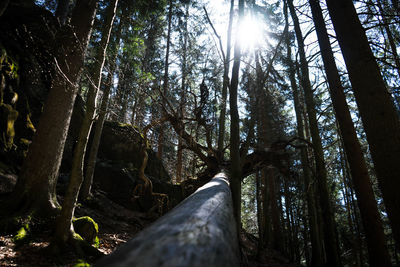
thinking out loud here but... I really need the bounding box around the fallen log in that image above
[95,172,240,267]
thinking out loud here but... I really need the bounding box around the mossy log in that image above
[95,172,240,267]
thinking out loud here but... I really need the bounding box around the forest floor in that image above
[0,186,154,266]
[0,173,298,267]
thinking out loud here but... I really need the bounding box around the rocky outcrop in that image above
[0,3,180,214]
[0,4,56,168]
[92,160,183,212]
[97,121,170,182]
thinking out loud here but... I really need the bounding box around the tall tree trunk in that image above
[54,0,117,246]
[157,0,173,159]
[261,169,272,247]
[0,0,10,17]
[9,0,97,218]
[217,0,234,157]
[176,3,189,183]
[256,171,264,253]
[325,0,400,247]
[284,2,323,265]
[55,0,70,25]
[229,0,243,228]
[267,169,284,253]
[283,175,295,261]
[287,1,341,266]
[338,142,361,267]
[80,13,124,200]
[309,0,392,265]
[376,0,400,79]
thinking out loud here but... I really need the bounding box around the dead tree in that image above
[95,172,240,267]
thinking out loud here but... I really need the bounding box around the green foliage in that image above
[12,223,30,245]
[73,259,91,267]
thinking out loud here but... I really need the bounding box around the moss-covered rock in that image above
[98,121,171,182]
[0,4,55,168]
[73,216,99,247]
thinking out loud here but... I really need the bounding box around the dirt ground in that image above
[0,190,156,266]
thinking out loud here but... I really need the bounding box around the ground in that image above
[0,189,157,266]
[0,174,298,267]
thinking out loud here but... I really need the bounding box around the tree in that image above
[9,0,98,217]
[283,2,323,264]
[287,0,341,265]
[53,0,118,247]
[308,0,392,265]
[80,8,125,200]
[229,0,243,227]
[157,0,173,159]
[325,0,400,247]
[217,0,234,157]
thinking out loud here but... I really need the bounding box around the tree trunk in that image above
[176,3,189,183]
[287,1,341,266]
[309,0,392,265]
[157,0,173,159]
[256,171,264,253]
[9,0,97,218]
[55,0,70,25]
[54,0,117,245]
[0,0,9,17]
[229,0,244,228]
[376,0,400,79]
[267,169,284,253]
[80,14,123,200]
[96,172,240,267]
[217,0,234,157]
[325,0,400,248]
[284,2,323,265]
[338,143,361,267]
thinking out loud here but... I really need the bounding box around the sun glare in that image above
[238,15,264,50]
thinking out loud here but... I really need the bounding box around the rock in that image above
[0,4,56,168]
[97,121,170,182]
[73,216,99,246]
[93,160,184,211]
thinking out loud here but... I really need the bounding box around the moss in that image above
[0,103,19,150]
[72,216,99,246]
[12,223,30,245]
[26,113,35,132]
[118,122,131,128]
[73,259,91,267]
[93,236,99,248]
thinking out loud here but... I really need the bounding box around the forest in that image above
[0,0,400,266]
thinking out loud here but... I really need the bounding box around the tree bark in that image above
[286,41,323,266]
[309,0,392,265]
[95,172,240,267]
[157,0,173,159]
[325,0,400,247]
[176,3,189,183]
[10,0,97,218]
[55,0,70,25]
[229,0,244,227]
[376,0,400,79]
[217,0,234,157]
[80,9,124,200]
[0,0,9,17]
[287,1,341,266]
[54,0,117,245]
[267,169,284,253]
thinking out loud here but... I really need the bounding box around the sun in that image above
[237,15,264,51]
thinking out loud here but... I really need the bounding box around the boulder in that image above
[93,160,183,211]
[73,216,99,247]
[97,121,170,182]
